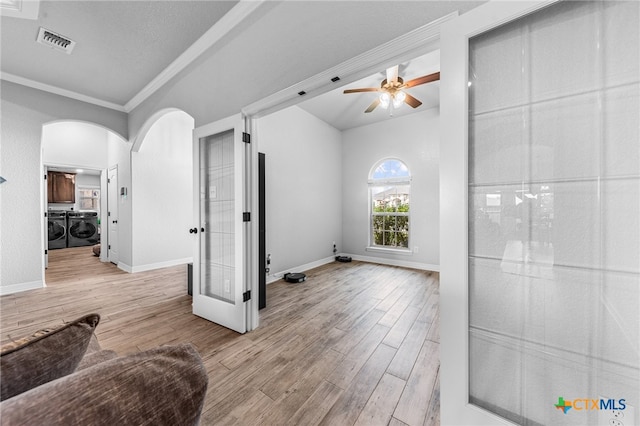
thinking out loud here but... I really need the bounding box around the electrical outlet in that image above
[599,397,634,426]
[224,279,230,293]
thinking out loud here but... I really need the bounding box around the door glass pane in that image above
[468,1,639,425]
[200,129,235,304]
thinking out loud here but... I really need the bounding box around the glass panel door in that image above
[440,1,639,424]
[469,1,639,425]
[193,116,247,333]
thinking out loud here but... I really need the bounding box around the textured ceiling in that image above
[1,0,485,125]
[0,1,238,105]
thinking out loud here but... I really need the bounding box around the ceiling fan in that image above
[343,65,440,113]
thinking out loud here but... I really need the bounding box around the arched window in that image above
[369,159,411,250]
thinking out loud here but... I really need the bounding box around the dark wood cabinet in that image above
[47,171,76,203]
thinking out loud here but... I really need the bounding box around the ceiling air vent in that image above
[36,27,76,54]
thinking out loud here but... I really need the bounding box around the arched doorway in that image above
[41,120,128,282]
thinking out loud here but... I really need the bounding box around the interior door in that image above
[192,114,248,333]
[441,3,558,424]
[440,1,639,425]
[107,167,118,264]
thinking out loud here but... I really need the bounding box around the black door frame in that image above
[258,152,266,309]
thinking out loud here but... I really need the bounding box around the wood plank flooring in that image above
[0,247,440,425]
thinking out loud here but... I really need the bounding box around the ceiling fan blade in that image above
[386,65,399,84]
[404,92,422,108]
[343,87,381,94]
[365,98,381,113]
[403,71,440,88]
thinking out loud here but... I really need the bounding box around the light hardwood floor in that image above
[1,246,440,425]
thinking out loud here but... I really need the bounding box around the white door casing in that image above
[107,166,119,265]
[439,1,559,425]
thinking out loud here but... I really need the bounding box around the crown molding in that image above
[0,0,40,20]
[2,4,452,117]
[1,0,263,114]
[0,72,127,112]
[124,0,265,112]
[242,11,458,118]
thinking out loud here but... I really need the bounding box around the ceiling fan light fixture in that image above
[393,91,406,108]
[379,92,391,108]
[346,68,439,114]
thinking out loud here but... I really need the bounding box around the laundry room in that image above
[47,167,101,250]
[42,121,114,267]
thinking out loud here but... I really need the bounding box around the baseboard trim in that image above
[117,262,133,273]
[266,254,439,284]
[344,253,440,272]
[128,258,193,274]
[267,256,336,284]
[0,280,45,296]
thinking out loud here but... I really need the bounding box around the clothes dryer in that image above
[67,211,99,247]
[48,210,67,249]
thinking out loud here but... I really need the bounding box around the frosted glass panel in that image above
[469,109,527,185]
[530,2,600,102]
[604,84,640,177]
[530,93,600,180]
[469,20,524,115]
[200,129,235,304]
[603,1,640,86]
[468,1,640,424]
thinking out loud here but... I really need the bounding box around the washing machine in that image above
[67,211,99,247]
[48,210,67,249]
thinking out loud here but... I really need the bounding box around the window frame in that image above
[77,185,100,213]
[367,158,412,254]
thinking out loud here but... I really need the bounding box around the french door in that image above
[440,1,639,425]
[192,114,251,333]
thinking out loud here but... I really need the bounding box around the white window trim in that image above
[368,159,412,251]
[365,246,413,255]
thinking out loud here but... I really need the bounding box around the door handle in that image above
[201,227,205,233]
[189,228,198,234]
[112,220,118,224]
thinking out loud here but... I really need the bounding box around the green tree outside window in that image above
[369,159,410,249]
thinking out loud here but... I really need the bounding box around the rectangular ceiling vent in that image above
[36,27,76,54]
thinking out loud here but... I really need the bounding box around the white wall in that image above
[75,173,101,189]
[107,131,133,270]
[0,81,127,294]
[43,121,107,215]
[42,122,108,170]
[342,108,440,270]
[256,106,440,278]
[131,110,194,271]
[258,106,343,280]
